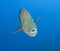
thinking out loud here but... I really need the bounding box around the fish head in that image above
[27,26,37,37]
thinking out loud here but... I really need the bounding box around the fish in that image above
[13,8,41,37]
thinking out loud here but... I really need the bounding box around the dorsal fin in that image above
[12,27,22,34]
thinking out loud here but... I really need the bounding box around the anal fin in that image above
[35,16,42,23]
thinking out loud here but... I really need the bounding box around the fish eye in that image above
[32,29,35,32]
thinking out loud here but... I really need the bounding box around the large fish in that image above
[13,8,41,37]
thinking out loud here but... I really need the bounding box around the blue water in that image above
[0,0,60,51]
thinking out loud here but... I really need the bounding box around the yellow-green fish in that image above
[13,8,41,37]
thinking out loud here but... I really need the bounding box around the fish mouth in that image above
[29,33,37,37]
[28,30,37,37]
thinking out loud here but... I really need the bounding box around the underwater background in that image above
[0,0,60,51]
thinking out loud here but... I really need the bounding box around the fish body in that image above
[19,8,37,37]
[14,8,41,37]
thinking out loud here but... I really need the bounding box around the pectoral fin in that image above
[13,27,22,34]
[35,16,42,23]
